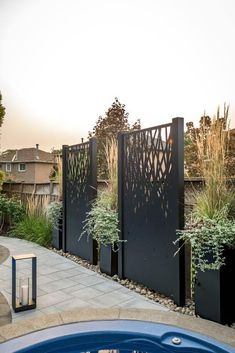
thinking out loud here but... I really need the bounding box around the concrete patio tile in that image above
[37,275,57,285]
[37,257,64,266]
[117,298,169,310]
[37,265,61,275]
[37,291,73,309]
[91,281,124,293]
[67,273,96,284]
[48,270,92,281]
[62,283,86,294]
[75,266,97,275]
[11,308,38,319]
[54,297,89,311]
[64,267,96,276]
[39,278,78,293]
[0,280,11,292]
[72,287,104,300]
[0,236,171,324]
[0,290,11,304]
[87,291,132,307]
[52,262,78,271]
[0,271,12,280]
[77,275,107,286]
[12,309,44,321]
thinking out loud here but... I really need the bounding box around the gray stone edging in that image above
[0,309,234,347]
[0,245,10,265]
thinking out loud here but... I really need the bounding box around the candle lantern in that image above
[12,254,37,312]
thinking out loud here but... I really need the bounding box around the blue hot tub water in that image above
[0,320,234,353]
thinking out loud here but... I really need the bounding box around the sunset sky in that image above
[0,0,235,152]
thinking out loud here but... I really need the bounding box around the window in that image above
[18,163,26,172]
[6,163,11,172]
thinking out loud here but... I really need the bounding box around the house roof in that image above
[0,148,55,163]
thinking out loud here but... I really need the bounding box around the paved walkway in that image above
[0,236,167,323]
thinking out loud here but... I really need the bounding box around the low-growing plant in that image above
[46,201,62,229]
[82,195,119,249]
[0,195,25,232]
[10,214,52,247]
[176,206,235,271]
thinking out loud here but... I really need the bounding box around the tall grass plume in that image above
[194,104,234,219]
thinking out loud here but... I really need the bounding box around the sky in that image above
[0,0,235,152]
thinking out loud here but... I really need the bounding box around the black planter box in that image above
[52,216,62,250]
[195,247,235,324]
[100,243,118,276]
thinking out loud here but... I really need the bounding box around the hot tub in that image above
[0,320,234,353]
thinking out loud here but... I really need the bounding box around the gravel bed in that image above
[52,248,195,316]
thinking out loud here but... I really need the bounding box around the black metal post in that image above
[12,257,16,311]
[89,137,98,265]
[62,144,68,253]
[118,132,125,279]
[172,117,185,306]
[32,257,37,305]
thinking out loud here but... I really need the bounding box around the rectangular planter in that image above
[100,243,118,276]
[194,247,235,324]
[52,216,62,250]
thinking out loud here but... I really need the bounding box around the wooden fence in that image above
[2,182,60,204]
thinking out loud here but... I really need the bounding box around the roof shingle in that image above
[0,148,55,163]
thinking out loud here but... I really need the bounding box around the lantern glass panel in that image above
[12,254,37,312]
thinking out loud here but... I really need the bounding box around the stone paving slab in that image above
[0,236,166,323]
[0,309,234,348]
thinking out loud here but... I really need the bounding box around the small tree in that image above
[89,98,141,178]
[0,92,6,127]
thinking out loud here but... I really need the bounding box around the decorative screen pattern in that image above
[123,124,173,218]
[119,118,185,306]
[63,139,97,263]
[67,142,90,204]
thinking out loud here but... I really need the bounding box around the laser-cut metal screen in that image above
[118,118,185,306]
[62,138,97,264]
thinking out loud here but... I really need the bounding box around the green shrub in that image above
[46,201,62,229]
[176,206,235,271]
[0,195,25,231]
[82,196,119,249]
[10,215,52,247]
[0,170,5,191]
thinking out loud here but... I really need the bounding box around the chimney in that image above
[35,144,39,160]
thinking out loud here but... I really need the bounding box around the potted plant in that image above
[176,106,235,324]
[82,192,119,275]
[46,200,62,250]
[82,139,121,276]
